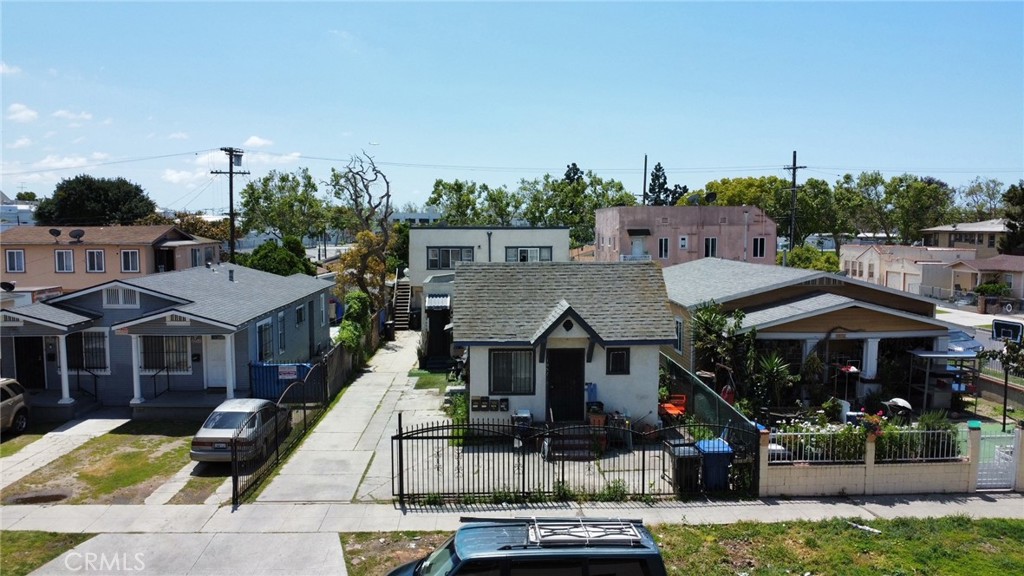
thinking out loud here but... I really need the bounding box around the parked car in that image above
[387,517,668,576]
[0,378,29,435]
[190,398,291,462]
[948,329,985,353]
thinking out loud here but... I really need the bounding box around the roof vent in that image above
[229,270,235,282]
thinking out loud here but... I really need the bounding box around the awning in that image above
[425,294,451,310]
[626,228,651,237]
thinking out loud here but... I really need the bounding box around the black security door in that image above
[14,338,45,389]
[546,348,585,422]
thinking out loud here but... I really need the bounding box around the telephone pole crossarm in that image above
[211,147,250,263]
[784,150,806,265]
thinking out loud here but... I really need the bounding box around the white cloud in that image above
[72,136,86,144]
[193,150,224,166]
[7,103,38,123]
[8,137,32,149]
[247,151,301,165]
[90,152,109,161]
[162,168,208,185]
[244,135,273,148]
[168,132,189,140]
[0,62,21,74]
[53,109,93,121]
[34,154,89,169]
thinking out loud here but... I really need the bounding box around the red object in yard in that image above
[720,384,736,405]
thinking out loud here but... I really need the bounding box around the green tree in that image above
[776,244,839,272]
[847,171,895,241]
[35,175,156,226]
[701,176,818,245]
[237,237,315,276]
[753,353,798,409]
[957,177,1005,222]
[325,153,393,309]
[135,211,230,243]
[998,180,1024,255]
[647,163,668,205]
[888,175,954,244]
[564,162,584,184]
[478,184,523,225]
[239,167,328,241]
[387,221,410,275]
[15,191,37,201]
[426,179,482,226]
[519,168,635,247]
[691,302,757,397]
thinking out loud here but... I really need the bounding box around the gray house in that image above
[0,263,334,417]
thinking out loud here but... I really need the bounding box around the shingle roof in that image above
[662,258,820,309]
[121,264,334,328]
[452,261,675,344]
[4,302,97,329]
[948,254,1024,273]
[0,225,194,245]
[741,293,854,328]
[921,219,1008,233]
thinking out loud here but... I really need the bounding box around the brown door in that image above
[546,349,585,422]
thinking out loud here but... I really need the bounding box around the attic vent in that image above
[167,314,189,325]
[103,287,139,309]
[719,216,729,225]
[0,314,22,326]
[660,217,669,224]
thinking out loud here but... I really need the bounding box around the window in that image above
[844,261,851,275]
[989,234,996,248]
[103,287,140,308]
[704,237,718,258]
[141,336,190,373]
[505,247,553,262]
[427,247,473,269]
[674,319,684,352]
[858,262,864,277]
[658,238,669,259]
[752,237,766,259]
[489,349,534,394]
[296,305,305,326]
[191,248,202,267]
[606,348,630,375]
[868,263,875,279]
[65,330,109,373]
[55,249,74,273]
[86,250,105,272]
[679,236,688,250]
[320,293,327,326]
[278,311,286,352]
[1004,273,1013,289]
[204,246,215,264]
[5,250,25,273]
[257,319,273,361]
[121,249,140,272]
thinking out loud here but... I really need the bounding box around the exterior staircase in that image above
[393,279,412,330]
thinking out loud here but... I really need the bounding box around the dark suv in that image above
[387,517,668,576]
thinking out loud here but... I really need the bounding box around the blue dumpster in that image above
[695,438,733,491]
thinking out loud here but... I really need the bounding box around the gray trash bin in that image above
[667,444,700,496]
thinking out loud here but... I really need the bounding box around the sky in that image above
[2,1,1022,215]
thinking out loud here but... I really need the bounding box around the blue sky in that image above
[2,1,1022,214]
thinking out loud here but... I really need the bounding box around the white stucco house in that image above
[451,261,675,423]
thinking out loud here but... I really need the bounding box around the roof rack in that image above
[458,517,647,549]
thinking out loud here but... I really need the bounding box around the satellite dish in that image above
[704,192,718,204]
[69,229,85,242]
[686,194,702,206]
[0,281,15,292]
[48,228,61,237]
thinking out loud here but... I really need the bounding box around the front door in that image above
[631,238,645,257]
[546,348,585,422]
[14,338,45,389]
[204,335,228,389]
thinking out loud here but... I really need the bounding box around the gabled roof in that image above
[946,254,1024,273]
[662,258,935,309]
[50,264,333,329]
[0,225,206,245]
[921,218,1008,233]
[662,258,819,309]
[2,302,97,330]
[739,292,951,333]
[453,261,674,345]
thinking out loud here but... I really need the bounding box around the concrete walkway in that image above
[0,408,130,490]
[3,330,1024,575]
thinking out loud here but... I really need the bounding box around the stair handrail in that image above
[391,266,400,318]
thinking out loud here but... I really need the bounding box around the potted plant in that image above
[587,403,607,426]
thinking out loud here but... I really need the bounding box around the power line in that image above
[0,150,217,176]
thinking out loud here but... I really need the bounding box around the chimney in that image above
[229,270,234,282]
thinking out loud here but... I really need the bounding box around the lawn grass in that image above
[0,531,93,576]
[408,368,450,391]
[341,517,1024,576]
[166,470,229,505]
[0,420,63,459]
[0,419,200,505]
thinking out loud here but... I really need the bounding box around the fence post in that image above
[231,439,239,508]
[864,433,876,495]
[968,420,982,493]
[1015,424,1024,493]
[397,412,405,507]
[758,427,770,497]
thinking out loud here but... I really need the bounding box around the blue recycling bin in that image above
[695,438,733,492]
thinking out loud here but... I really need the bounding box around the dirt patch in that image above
[716,538,760,571]
[342,532,449,576]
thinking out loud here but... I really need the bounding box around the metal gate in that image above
[977,433,1016,490]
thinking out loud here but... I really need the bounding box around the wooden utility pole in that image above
[784,150,806,266]
[211,147,249,263]
[642,154,648,205]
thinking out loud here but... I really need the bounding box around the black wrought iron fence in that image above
[391,415,759,506]
[231,343,343,507]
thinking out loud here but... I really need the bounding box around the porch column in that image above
[130,335,144,405]
[57,335,74,405]
[802,338,818,361]
[861,338,880,380]
[225,333,236,399]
